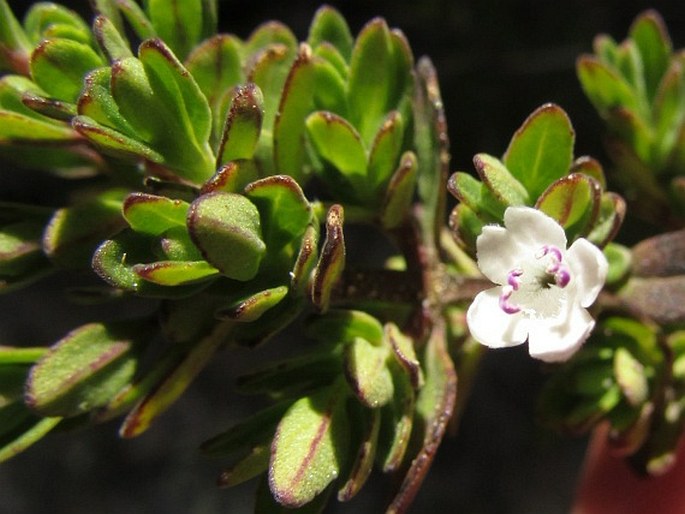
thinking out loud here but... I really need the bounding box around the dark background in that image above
[1,0,684,513]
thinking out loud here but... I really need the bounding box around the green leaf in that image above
[446,171,504,219]
[24,3,91,43]
[138,38,213,169]
[311,205,345,312]
[119,322,233,438]
[187,192,266,281]
[243,21,297,61]
[311,49,347,114]
[603,242,632,286]
[587,192,626,247]
[414,57,449,249]
[145,0,210,60]
[0,220,46,277]
[381,151,418,229]
[629,10,672,104]
[185,34,242,142]
[503,104,575,199]
[93,14,133,61]
[0,0,31,74]
[307,6,353,60]
[71,115,163,163]
[122,193,189,236]
[377,362,414,472]
[25,320,154,417]
[386,322,456,512]
[0,110,77,142]
[114,0,156,41]
[306,111,367,197]
[577,56,640,116]
[92,231,208,297]
[473,153,529,207]
[652,60,685,167]
[347,19,413,145]
[77,67,137,135]
[273,44,315,183]
[0,405,61,463]
[30,38,103,102]
[255,475,332,514]
[535,173,601,239]
[570,156,607,188]
[248,39,297,174]
[449,203,485,252]
[216,83,264,166]
[42,189,127,269]
[245,175,312,251]
[216,285,289,322]
[291,223,319,296]
[337,405,379,502]
[614,348,648,406]
[270,382,350,508]
[217,445,270,488]
[344,336,394,408]
[201,160,260,195]
[132,260,219,286]
[368,111,404,193]
[305,309,384,346]
[385,323,423,390]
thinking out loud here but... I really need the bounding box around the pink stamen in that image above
[555,265,571,288]
[499,285,520,314]
[507,268,523,290]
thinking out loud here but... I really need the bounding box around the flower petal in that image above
[476,225,529,284]
[504,206,567,251]
[527,304,595,362]
[467,288,528,348]
[566,238,608,307]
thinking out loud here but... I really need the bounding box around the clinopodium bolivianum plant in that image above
[2,1,685,512]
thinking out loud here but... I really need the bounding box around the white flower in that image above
[466,206,608,362]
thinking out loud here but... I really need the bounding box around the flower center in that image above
[499,244,571,316]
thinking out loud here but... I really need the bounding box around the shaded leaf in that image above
[273,44,315,182]
[216,286,288,322]
[269,382,350,508]
[119,321,233,437]
[25,320,154,417]
[343,337,394,408]
[535,173,601,239]
[245,175,312,251]
[43,188,127,269]
[30,38,103,102]
[307,6,353,60]
[311,205,345,312]
[122,193,189,236]
[216,83,264,166]
[381,150,418,229]
[187,192,266,281]
[503,103,575,199]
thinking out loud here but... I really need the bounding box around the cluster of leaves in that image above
[0,1,456,512]
[578,10,685,223]
[533,11,685,477]
[447,103,625,251]
[540,226,685,475]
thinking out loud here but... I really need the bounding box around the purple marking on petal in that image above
[499,285,520,314]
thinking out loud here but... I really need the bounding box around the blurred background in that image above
[1,0,684,512]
